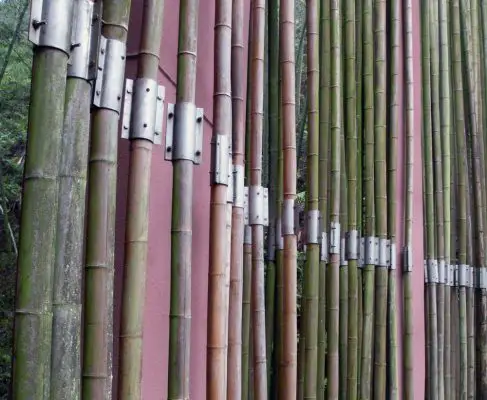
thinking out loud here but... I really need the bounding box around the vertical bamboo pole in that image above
[167,0,200,397]
[303,0,320,397]
[359,0,375,396]
[326,0,342,398]
[50,1,95,396]
[372,0,388,397]
[451,0,468,395]
[280,0,298,395]
[12,3,74,398]
[318,0,331,396]
[439,0,452,397]
[82,2,130,398]
[402,1,415,397]
[386,0,400,396]
[265,0,280,393]
[118,0,164,398]
[228,0,246,397]
[207,0,233,396]
[249,1,268,397]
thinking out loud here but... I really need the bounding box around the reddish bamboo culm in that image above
[207,0,233,397]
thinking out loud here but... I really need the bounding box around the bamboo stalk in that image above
[117,1,164,398]
[12,5,74,398]
[280,0,298,395]
[303,0,320,398]
[227,0,247,397]
[386,0,400,396]
[50,1,94,395]
[372,0,388,397]
[326,0,342,398]
[167,0,201,397]
[318,0,331,396]
[359,0,375,396]
[82,2,131,398]
[207,0,234,396]
[265,0,279,393]
[439,0,453,397]
[402,1,415,396]
[451,0,468,395]
[249,1,268,398]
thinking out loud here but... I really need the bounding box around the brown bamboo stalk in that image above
[207,0,234,396]
[227,0,247,397]
[117,1,164,398]
[280,0,298,396]
[249,1,268,398]
[82,3,131,398]
[167,0,201,396]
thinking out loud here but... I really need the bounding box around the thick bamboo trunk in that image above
[207,0,234,396]
[50,1,94,393]
[167,0,200,397]
[82,3,130,398]
[118,1,164,398]
[12,5,74,397]
[280,0,298,396]
[227,0,246,398]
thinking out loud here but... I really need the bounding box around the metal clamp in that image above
[424,260,428,283]
[478,268,487,289]
[306,210,320,244]
[403,245,413,272]
[93,36,126,113]
[359,237,365,268]
[448,264,455,286]
[378,238,390,267]
[276,218,284,250]
[320,232,329,262]
[364,237,378,265]
[67,0,102,80]
[122,78,165,143]
[346,230,359,260]
[427,259,439,283]
[282,199,295,235]
[389,242,397,270]
[458,264,469,287]
[233,165,245,207]
[340,238,348,266]
[469,267,475,288]
[329,222,341,255]
[244,225,252,245]
[29,0,74,54]
[165,102,204,164]
[243,186,249,225]
[227,158,234,204]
[211,134,231,185]
[249,186,269,226]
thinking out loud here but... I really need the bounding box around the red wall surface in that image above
[112,0,425,399]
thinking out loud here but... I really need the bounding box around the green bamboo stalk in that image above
[359,0,375,396]
[82,2,131,398]
[303,0,320,397]
[345,0,358,397]
[318,0,331,395]
[118,1,164,398]
[265,0,279,394]
[439,0,453,397]
[326,0,342,398]
[167,0,201,396]
[339,132,348,400]
[296,20,307,122]
[430,0,445,398]
[386,0,400,396]
[451,0,468,395]
[372,0,387,397]
[12,5,74,398]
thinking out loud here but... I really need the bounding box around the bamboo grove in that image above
[9,0,487,399]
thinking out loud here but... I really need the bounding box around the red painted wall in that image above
[112,1,424,399]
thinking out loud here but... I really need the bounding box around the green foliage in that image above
[0,0,30,396]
